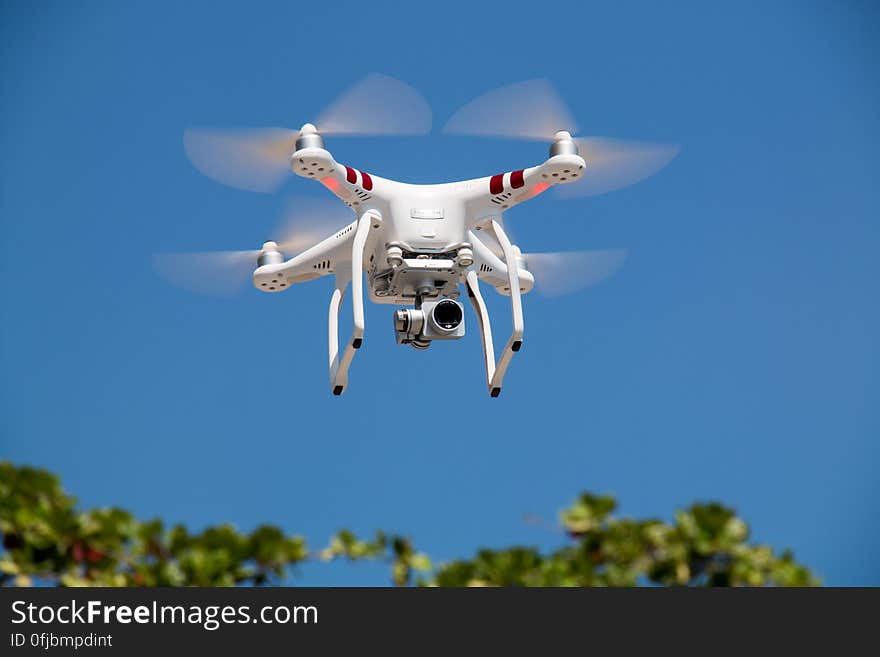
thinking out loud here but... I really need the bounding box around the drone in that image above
[157,75,679,397]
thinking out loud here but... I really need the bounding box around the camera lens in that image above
[432,300,463,331]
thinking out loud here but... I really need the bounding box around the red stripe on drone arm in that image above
[489,174,504,195]
[360,170,373,191]
[345,166,357,184]
[510,169,525,189]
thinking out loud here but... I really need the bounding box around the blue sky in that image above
[1,1,877,585]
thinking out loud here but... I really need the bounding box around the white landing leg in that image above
[328,213,374,396]
[465,219,524,397]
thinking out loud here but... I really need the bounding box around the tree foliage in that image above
[433,493,815,586]
[0,462,817,587]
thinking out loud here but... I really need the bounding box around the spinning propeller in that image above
[523,249,628,297]
[153,197,354,296]
[184,74,432,193]
[443,79,679,198]
[474,228,627,297]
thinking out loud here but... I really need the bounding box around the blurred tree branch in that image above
[0,461,817,587]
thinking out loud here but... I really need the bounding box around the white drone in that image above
[157,75,679,397]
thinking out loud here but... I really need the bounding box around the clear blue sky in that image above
[1,1,877,585]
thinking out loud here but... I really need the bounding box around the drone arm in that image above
[253,219,360,291]
[465,220,524,397]
[292,146,380,210]
[465,153,586,218]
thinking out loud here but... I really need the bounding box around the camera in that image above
[393,299,465,349]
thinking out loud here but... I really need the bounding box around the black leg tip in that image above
[352,338,363,349]
[332,385,344,396]
[490,387,501,398]
[511,340,522,352]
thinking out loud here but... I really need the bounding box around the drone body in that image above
[250,127,585,396]
[164,76,678,397]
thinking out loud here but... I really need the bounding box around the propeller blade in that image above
[443,79,577,141]
[184,74,431,193]
[273,196,355,253]
[154,196,354,297]
[316,73,432,136]
[555,138,680,198]
[443,80,678,197]
[183,127,298,193]
[153,249,261,297]
[524,249,627,296]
